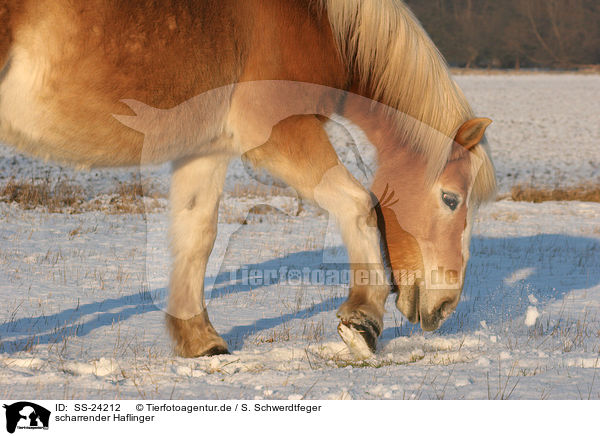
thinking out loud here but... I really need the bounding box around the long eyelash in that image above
[379,184,399,208]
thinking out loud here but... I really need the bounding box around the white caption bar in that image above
[0,400,595,435]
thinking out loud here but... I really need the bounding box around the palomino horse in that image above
[0,0,496,358]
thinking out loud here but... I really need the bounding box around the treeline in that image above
[404,0,600,68]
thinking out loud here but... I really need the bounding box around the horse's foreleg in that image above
[166,153,230,357]
[315,164,390,359]
[243,115,389,358]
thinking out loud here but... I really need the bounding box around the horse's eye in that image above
[442,192,459,211]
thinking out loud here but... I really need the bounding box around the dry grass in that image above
[0,178,166,214]
[451,66,600,75]
[0,178,85,212]
[229,182,293,198]
[4,176,600,216]
[509,183,600,203]
[98,181,165,214]
[490,211,520,222]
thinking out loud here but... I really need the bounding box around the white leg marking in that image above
[168,153,230,320]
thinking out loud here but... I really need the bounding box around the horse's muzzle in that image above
[396,284,458,331]
[395,284,419,324]
[419,299,456,331]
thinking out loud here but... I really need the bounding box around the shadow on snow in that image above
[1,233,598,353]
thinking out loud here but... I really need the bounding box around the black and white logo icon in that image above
[2,402,50,434]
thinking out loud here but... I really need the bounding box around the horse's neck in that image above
[341,90,406,160]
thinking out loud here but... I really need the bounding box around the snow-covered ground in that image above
[1,74,599,399]
[456,74,600,192]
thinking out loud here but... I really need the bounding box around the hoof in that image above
[166,312,229,358]
[201,345,230,357]
[175,341,230,358]
[337,317,381,359]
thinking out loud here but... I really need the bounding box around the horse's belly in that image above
[0,50,228,168]
[0,45,146,167]
[0,41,239,168]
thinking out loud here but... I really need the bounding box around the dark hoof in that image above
[201,345,230,357]
[342,318,380,353]
[338,316,382,359]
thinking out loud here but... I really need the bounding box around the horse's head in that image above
[372,118,495,331]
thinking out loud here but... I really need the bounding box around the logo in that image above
[2,403,50,434]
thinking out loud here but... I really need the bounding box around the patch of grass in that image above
[0,177,85,212]
[302,320,325,344]
[490,211,520,222]
[0,178,166,214]
[253,324,291,344]
[104,181,160,214]
[486,360,520,400]
[326,351,425,369]
[229,182,293,198]
[510,183,600,203]
[450,66,600,75]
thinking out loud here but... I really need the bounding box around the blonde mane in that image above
[321,0,496,203]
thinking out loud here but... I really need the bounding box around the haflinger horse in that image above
[0,0,496,359]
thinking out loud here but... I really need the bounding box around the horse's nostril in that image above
[436,300,453,320]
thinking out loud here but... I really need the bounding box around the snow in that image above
[524,306,540,327]
[455,74,600,192]
[1,74,599,399]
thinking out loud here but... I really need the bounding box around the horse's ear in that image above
[455,118,492,150]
